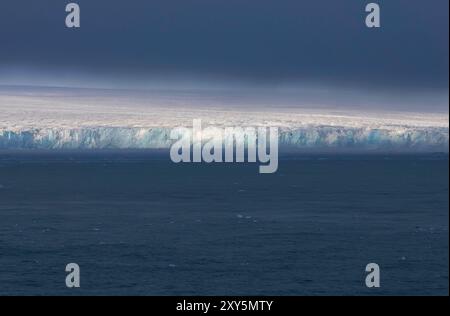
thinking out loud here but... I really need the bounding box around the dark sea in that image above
[0,152,448,296]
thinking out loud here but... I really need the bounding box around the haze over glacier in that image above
[0,86,448,153]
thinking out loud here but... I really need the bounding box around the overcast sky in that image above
[0,0,448,92]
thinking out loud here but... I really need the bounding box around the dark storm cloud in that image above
[0,0,448,89]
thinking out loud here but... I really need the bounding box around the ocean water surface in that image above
[0,152,448,295]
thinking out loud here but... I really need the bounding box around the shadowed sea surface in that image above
[0,152,448,295]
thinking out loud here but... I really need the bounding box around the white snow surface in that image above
[0,87,448,152]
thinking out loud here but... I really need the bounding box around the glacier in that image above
[0,125,448,152]
[0,87,448,152]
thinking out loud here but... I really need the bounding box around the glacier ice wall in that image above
[1,126,448,152]
[0,87,448,153]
